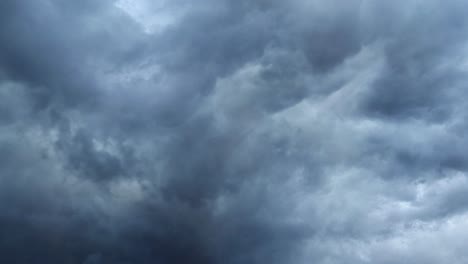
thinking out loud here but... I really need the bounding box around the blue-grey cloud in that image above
[1,0,468,263]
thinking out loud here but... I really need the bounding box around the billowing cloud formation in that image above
[1,0,468,263]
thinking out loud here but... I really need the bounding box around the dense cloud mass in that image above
[1,0,468,263]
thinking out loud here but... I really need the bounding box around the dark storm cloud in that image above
[2,0,468,263]
[0,0,141,110]
[362,0,468,121]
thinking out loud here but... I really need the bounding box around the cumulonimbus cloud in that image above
[1,0,468,263]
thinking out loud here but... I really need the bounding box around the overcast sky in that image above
[1,0,468,263]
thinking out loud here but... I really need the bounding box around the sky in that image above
[1,0,468,263]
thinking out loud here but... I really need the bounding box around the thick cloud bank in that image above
[1,0,468,263]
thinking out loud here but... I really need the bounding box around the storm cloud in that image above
[1,0,468,263]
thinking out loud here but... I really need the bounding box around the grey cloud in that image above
[1,0,468,263]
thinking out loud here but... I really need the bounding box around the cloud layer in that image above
[1,0,468,263]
